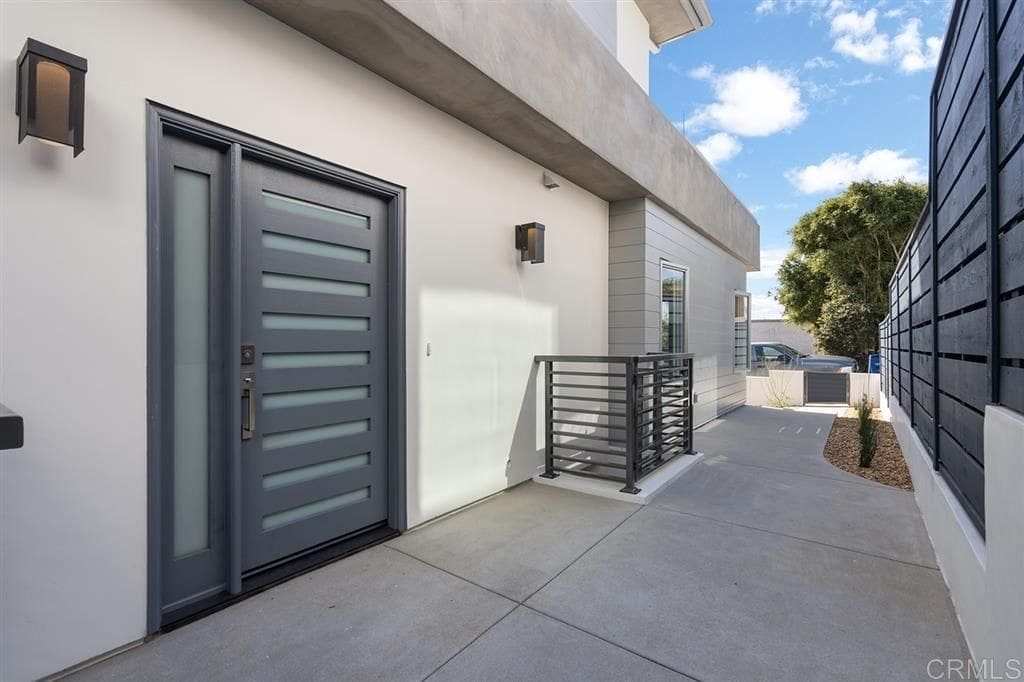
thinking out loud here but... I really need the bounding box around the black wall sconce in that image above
[516,222,545,264]
[17,39,88,157]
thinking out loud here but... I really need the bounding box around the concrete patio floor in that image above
[75,406,967,681]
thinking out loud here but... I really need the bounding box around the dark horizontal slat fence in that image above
[880,0,1024,535]
[536,354,694,494]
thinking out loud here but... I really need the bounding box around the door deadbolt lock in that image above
[241,344,255,365]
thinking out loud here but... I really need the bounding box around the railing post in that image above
[538,359,557,480]
[652,358,663,463]
[621,357,640,494]
[685,357,695,454]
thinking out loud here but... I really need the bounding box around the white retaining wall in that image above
[746,371,879,408]
[887,397,1024,674]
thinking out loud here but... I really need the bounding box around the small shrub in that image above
[764,359,791,408]
[856,397,878,467]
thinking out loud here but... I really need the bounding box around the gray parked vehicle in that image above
[750,342,857,373]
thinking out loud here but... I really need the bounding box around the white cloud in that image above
[827,8,942,73]
[804,56,838,69]
[685,66,807,137]
[830,9,892,63]
[839,73,881,86]
[894,18,942,72]
[751,294,786,319]
[833,32,891,63]
[884,8,905,18]
[803,80,838,100]
[749,247,790,281]
[834,32,892,63]
[695,133,743,167]
[748,203,766,214]
[756,0,847,16]
[688,63,715,80]
[831,7,879,35]
[785,148,926,194]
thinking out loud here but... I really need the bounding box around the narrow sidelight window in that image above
[734,292,751,371]
[172,167,211,558]
[660,263,686,353]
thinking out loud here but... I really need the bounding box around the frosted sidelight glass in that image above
[172,167,210,558]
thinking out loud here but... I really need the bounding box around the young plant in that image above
[856,396,878,468]
[764,358,791,408]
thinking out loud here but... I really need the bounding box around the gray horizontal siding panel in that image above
[609,228,646,248]
[609,293,657,312]
[609,310,657,328]
[608,327,649,345]
[609,260,649,280]
[608,276,653,296]
[609,210,646,231]
[609,198,647,216]
[607,196,749,425]
[609,244,646,263]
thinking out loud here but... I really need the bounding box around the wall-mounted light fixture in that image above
[542,171,560,190]
[17,39,87,157]
[515,222,545,264]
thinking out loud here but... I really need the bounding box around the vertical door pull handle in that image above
[241,371,256,440]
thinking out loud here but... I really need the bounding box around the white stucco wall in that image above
[746,372,878,408]
[568,0,617,54]
[568,0,652,92]
[615,0,653,92]
[849,372,880,407]
[0,2,609,679]
[887,397,1024,675]
[745,370,805,407]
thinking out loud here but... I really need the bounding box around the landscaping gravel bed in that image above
[823,408,913,491]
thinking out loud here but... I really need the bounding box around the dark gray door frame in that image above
[146,101,407,633]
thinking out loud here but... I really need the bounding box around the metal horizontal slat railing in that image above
[535,353,694,493]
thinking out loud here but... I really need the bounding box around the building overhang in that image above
[636,0,713,46]
[245,0,759,270]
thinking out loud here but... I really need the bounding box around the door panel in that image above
[240,160,389,571]
[158,135,231,611]
[153,111,401,626]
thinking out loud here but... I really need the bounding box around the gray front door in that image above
[239,160,390,571]
[151,107,402,626]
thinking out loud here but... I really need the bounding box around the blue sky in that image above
[650,0,950,317]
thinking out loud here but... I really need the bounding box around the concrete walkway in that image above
[76,406,967,681]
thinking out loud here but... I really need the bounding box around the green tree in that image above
[774,180,927,364]
[815,283,878,359]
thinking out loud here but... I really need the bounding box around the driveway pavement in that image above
[75,406,967,681]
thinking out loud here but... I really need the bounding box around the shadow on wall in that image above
[414,288,558,524]
[507,361,543,486]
